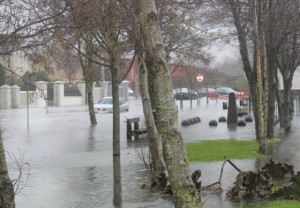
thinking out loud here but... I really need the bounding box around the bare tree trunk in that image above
[71,2,97,125]
[253,0,267,153]
[138,1,202,207]
[139,55,165,171]
[86,79,97,124]
[79,38,97,125]
[275,71,284,127]
[111,61,122,206]
[267,69,276,138]
[282,77,293,132]
[0,130,15,208]
[102,2,122,205]
[262,30,269,139]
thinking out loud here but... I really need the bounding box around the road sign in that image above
[196,74,204,82]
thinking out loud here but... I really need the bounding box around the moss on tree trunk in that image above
[138,1,202,207]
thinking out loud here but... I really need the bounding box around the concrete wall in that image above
[60,96,83,106]
[19,91,38,108]
[0,80,130,108]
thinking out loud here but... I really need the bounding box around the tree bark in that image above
[138,55,165,171]
[267,68,276,138]
[138,1,202,207]
[104,2,122,205]
[282,74,293,132]
[253,0,267,153]
[0,130,15,208]
[111,60,122,206]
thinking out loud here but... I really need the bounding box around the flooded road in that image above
[1,97,298,208]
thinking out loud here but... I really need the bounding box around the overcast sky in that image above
[208,43,240,67]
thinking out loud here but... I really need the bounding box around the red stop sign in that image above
[196,74,204,82]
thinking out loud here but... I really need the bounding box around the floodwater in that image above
[1,97,299,208]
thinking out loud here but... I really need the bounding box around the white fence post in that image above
[77,82,86,105]
[53,81,64,106]
[0,85,11,109]
[120,80,129,101]
[103,81,109,97]
[11,85,20,108]
[35,81,48,108]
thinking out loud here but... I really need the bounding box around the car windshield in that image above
[98,97,113,104]
[217,87,235,92]
[97,97,126,105]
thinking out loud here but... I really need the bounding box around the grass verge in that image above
[235,200,300,208]
[186,139,266,162]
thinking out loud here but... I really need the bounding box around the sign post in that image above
[196,74,204,106]
[196,74,204,82]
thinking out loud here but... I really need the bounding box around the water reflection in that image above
[86,125,96,152]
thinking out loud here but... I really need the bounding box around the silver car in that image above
[94,97,129,113]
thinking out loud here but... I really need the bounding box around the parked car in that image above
[94,97,129,113]
[198,87,217,97]
[216,87,236,96]
[173,88,198,100]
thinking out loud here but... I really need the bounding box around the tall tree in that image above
[77,37,97,125]
[122,1,166,172]
[253,0,268,152]
[67,0,136,205]
[225,0,268,152]
[221,0,300,141]
[138,0,202,207]
[138,52,165,171]
[277,32,300,132]
[274,0,300,132]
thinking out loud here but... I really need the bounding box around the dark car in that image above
[173,88,198,100]
[198,87,217,98]
[216,87,236,96]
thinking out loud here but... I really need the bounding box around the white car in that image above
[94,97,129,113]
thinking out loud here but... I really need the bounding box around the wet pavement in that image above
[1,97,299,208]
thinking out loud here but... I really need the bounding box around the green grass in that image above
[186,139,266,162]
[235,200,300,208]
